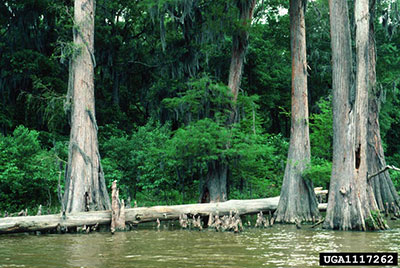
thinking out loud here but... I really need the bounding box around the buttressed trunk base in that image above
[200,161,227,203]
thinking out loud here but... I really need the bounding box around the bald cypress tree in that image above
[273,0,320,223]
[323,0,386,230]
[367,0,400,215]
[63,0,111,213]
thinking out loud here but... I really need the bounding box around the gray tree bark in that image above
[274,0,320,223]
[63,0,111,213]
[324,0,386,230]
[367,0,400,214]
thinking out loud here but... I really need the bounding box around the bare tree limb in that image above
[368,165,400,180]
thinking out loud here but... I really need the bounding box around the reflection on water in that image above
[0,221,399,268]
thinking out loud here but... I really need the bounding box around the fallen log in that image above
[0,210,111,234]
[127,197,279,223]
[314,187,329,196]
[314,188,329,203]
[0,196,327,234]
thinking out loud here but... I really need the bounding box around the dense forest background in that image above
[0,0,399,213]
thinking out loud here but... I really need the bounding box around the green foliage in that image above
[55,41,82,64]
[229,132,288,199]
[0,126,60,212]
[300,95,334,190]
[101,122,175,205]
[0,0,71,135]
[388,169,400,195]
[164,76,287,200]
[377,42,400,169]
[306,0,332,105]
[246,17,291,135]
[171,119,230,166]
[163,76,232,124]
[99,76,288,205]
[303,158,332,190]
[310,97,333,161]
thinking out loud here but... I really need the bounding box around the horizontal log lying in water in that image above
[0,197,327,234]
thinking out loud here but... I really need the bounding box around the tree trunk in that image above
[324,0,386,230]
[367,0,400,213]
[274,0,320,223]
[63,0,111,213]
[200,161,228,203]
[228,0,257,123]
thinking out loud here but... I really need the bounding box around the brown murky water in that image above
[0,221,399,268]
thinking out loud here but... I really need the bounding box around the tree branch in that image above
[368,165,400,180]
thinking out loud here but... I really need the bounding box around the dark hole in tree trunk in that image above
[84,192,90,212]
[355,145,361,169]
[201,187,210,204]
[200,187,210,227]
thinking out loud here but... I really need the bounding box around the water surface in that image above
[0,221,399,267]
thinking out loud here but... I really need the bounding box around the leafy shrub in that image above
[0,126,60,212]
[307,96,333,191]
[303,157,332,190]
[387,168,400,195]
[101,121,174,205]
[310,96,332,161]
[229,131,287,199]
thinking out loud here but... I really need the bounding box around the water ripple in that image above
[0,221,399,267]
